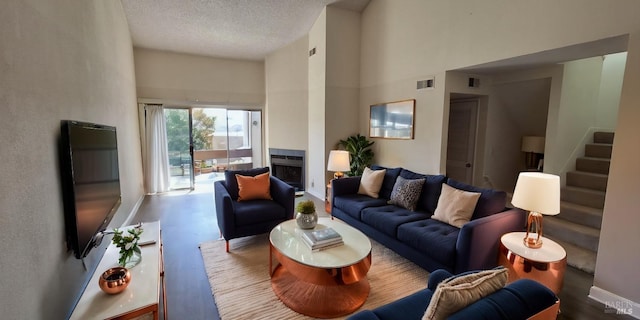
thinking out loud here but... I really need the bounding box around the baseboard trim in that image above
[589,285,640,319]
[121,194,146,227]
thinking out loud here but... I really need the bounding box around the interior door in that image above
[446,99,478,184]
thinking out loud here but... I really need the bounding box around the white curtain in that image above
[144,104,171,193]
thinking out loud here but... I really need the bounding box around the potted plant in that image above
[295,200,317,229]
[338,134,375,176]
[112,224,144,268]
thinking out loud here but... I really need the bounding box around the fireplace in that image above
[269,148,305,192]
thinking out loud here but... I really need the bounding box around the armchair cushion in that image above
[224,167,270,200]
[232,199,288,226]
[236,172,272,201]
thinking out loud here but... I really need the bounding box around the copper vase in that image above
[98,267,132,294]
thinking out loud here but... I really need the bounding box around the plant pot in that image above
[98,267,131,294]
[296,211,318,229]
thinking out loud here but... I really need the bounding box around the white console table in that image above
[70,221,166,320]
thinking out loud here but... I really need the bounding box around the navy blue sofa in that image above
[331,166,525,274]
[348,269,559,320]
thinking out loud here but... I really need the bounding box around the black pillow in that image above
[224,167,270,200]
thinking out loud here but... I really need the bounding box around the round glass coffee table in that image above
[269,217,372,318]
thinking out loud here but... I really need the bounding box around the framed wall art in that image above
[369,99,415,139]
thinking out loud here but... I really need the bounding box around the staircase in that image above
[544,131,613,274]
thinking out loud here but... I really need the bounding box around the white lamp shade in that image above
[522,136,545,153]
[511,172,560,215]
[327,150,350,172]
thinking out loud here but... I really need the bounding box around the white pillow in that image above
[358,167,386,198]
[423,268,508,320]
[432,183,480,228]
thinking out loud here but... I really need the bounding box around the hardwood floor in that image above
[132,185,631,320]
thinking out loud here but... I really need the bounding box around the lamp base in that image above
[333,172,344,179]
[523,211,544,248]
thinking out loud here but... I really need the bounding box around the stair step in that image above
[593,131,614,144]
[544,216,600,252]
[545,236,596,274]
[566,171,608,192]
[576,157,610,175]
[558,201,603,229]
[585,143,612,159]
[561,186,605,209]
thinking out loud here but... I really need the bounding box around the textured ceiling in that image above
[121,0,370,61]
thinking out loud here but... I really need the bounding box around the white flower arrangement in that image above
[111,224,144,267]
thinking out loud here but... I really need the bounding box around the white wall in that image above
[0,1,143,318]
[592,32,640,308]
[134,48,265,107]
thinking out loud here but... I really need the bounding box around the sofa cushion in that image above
[224,167,270,200]
[371,165,402,200]
[432,184,481,228]
[397,219,459,268]
[446,179,507,220]
[359,167,386,198]
[361,205,430,238]
[400,169,446,214]
[333,194,388,220]
[388,176,425,211]
[423,267,508,319]
[236,172,272,201]
[232,199,287,226]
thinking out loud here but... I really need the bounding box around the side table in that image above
[498,231,566,294]
[325,182,332,213]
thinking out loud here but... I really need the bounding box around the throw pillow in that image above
[224,167,270,200]
[388,176,426,211]
[236,172,272,201]
[423,267,508,320]
[358,167,386,198]
[432,183,481,228]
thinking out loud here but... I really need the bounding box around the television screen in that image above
[60,120,121,259]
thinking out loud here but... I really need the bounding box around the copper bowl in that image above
[98,267,131,294]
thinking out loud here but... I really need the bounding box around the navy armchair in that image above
[214,167,295,252]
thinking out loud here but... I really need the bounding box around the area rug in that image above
[199,234,430,319]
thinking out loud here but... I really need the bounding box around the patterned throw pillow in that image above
[423,267,508,320]
[388,176,425,211]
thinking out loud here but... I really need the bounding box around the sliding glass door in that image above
[164,108,194,190]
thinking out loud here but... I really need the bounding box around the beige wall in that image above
[265,36,309,152]
[134,48,265,107]
[0,1,143,318]
[360,0,640,307]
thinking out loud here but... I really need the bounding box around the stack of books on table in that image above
[301,227,344,251]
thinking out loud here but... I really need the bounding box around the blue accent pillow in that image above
[446,179,507,219]
[225,167,270,200]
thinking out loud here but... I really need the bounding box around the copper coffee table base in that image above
[270,244,372,318]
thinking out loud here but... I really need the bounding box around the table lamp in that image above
[511,172,560,248]
[521,136,545,170]
[327,150,350,179]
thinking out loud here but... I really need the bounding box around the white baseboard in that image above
[306,189,323,201]
[589,285,639,319]
[121,194,146,227]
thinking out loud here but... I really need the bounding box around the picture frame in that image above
[369,99,415,139]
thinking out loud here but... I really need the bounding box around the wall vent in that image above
[417,77,435,90]
[468,77,480,88]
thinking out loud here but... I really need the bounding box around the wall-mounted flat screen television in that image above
[60,120,121,259]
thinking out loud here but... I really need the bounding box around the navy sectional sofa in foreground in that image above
[331,166,525,274]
